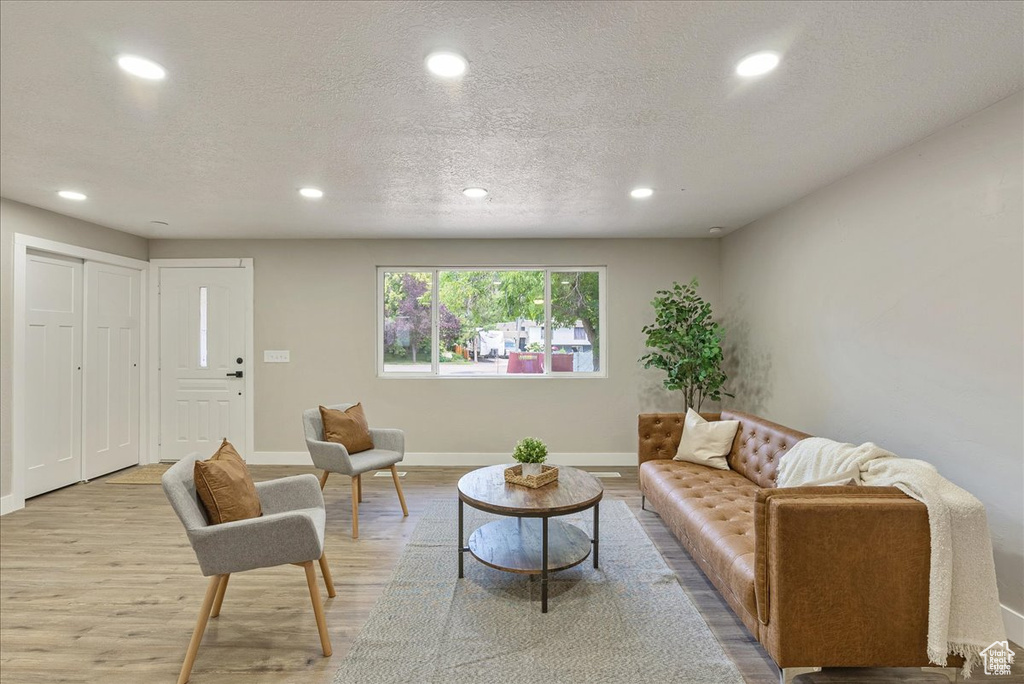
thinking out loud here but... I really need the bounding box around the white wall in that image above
[720,93,1024,621]
[148,238,720,462]
[0,198,149,499]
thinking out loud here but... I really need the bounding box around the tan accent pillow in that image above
[194,439,262,525]
[213,438,243,462]
[319,403,374,454]
[673,408,739,471]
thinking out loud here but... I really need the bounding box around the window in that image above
[381,271,433,374]
[379,267,605,377]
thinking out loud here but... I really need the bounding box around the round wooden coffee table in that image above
[457,464,604,613]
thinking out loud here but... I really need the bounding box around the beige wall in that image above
[720,93,1024,616]
[148,238,720,458]
[0,198,149,498]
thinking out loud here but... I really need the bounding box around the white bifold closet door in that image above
[24,252,84,498]
[83,262,141,480]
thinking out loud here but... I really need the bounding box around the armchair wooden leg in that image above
[303,561,332,657]
[319,470,330,490]
[351,477,359,539]
[318,551,336,598]
[356,473,362,503]
[177,575,223,684]
[390,465,409,517]
[210,574,230,618]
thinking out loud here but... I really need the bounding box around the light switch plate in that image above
[264,350,290,363]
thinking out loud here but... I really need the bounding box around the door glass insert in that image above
[199,286,208,368]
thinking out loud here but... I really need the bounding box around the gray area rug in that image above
[333,499,743,684]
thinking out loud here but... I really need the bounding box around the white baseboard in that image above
[0,494,25,516]
[250,451,636,467]
[1003,604,1024,646]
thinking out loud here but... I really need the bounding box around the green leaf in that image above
[637,279,731,402]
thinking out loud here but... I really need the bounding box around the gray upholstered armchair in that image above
[162,455,335,684]
[302,403,408,538]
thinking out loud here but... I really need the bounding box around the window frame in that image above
[376,266,607,379]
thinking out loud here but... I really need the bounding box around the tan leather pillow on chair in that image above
[194,439,262,524]
[319,404,374,454]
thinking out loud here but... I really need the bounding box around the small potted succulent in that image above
[513,437,548,476]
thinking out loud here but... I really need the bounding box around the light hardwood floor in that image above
[1,465,1020,684]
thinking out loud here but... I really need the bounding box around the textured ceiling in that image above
[0,1,1021,239]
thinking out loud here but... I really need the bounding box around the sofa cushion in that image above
[720,410,810,488]
[640,459,760,619]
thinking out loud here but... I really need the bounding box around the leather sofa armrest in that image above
[638,413,684,465]
[753,487,956,669]
[637,412,722,465]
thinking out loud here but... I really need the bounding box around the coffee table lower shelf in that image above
[467,518,591,574]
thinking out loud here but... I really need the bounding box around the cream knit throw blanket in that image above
[777,438,1005,677]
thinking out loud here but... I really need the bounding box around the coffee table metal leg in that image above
[458,498,464,579]
[541,516,549,613]
[593,502,600,569]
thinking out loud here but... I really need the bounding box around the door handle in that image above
[226,371,243,378]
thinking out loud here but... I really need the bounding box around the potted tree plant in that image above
[639,278,732,411]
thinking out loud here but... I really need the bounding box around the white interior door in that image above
[83,262,141,479]
[159,267,249,461]
[25,252,83,497]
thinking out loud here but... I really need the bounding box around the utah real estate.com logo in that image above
[981,640,1015,676]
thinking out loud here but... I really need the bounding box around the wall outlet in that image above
[264,350,290,363]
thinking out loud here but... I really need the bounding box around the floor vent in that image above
[586,471,622,478]
[374,471,407,478]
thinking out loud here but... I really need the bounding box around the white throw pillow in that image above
[673,408,739,471]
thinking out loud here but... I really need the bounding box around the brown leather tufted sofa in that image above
[638,410,959,682]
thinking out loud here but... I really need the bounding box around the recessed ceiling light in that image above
[735,51,780,77]
[630,187,654,199]
[426,51,468,78]
[57,190,87,201]
[116,54,166,80]
[463,187,488,198]
[299,187,324,199]
[709,227,723,235]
